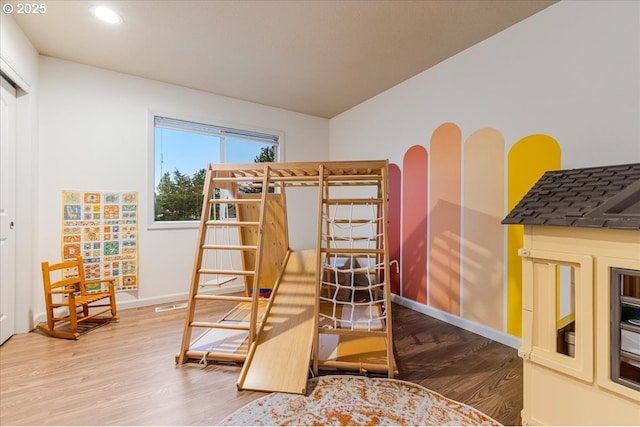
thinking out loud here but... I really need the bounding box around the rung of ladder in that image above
[182,351,247,363]
[198,268,255,276]
[325,180,382,186]
[324,174,383,181]
[205,220,259,227]
[324,197,384,204]
[190,321,250,330]
[208,198,262,204]
[212,175,261,181]
[267,175,323,183]
[322,248,385,254]
[317,360,391,374]
[201,244,257,251]
[319,328,388,337]
[329,219,380,224]
[194,294,251,302]
[326,236,377,241]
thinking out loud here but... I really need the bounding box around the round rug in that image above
[219,375,502,426]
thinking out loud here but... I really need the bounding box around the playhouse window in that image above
[524,251,593,382]
[557,265,576,358]
[610,268,640,392]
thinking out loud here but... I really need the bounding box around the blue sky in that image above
[154,127,272,190]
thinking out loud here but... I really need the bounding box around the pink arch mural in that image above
[392,123,562,339]
[401,146,428,304]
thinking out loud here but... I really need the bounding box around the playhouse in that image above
[503,163,640,425]
[176,160,396,394]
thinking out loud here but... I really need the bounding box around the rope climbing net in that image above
[319,202,388,331]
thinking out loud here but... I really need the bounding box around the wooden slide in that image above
[237,249,318,394]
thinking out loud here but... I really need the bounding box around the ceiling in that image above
[10,0,556,118]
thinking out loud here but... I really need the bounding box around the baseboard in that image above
[32,283,246,328]
[391,294,522,349]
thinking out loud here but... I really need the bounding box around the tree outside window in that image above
[153,117,278,222]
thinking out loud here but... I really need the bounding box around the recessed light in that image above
[91,6,122,25]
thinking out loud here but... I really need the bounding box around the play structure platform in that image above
[176,161,397,394]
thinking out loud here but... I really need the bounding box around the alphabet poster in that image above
[61,190,138,291]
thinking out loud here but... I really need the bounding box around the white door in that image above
[0,76,17,345]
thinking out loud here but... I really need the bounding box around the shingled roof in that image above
[502,163,640,230]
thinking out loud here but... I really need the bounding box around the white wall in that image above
[36,57,329,317]
[330,1,640,168]
[329,0,640,345]
[7,0,640,335]
[0,13,38,88]
[0,13,39,333]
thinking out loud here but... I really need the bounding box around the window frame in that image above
[521,249,594,383]
[147,111,284,230]
[596,256,640,400]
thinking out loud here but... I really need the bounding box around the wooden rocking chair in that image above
[37,256,118,339]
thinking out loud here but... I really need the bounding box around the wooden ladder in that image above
[312,163,396,378]
[176,165,271,365]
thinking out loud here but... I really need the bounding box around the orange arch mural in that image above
[429,123,462,315]
[402,146,428,303]
[393,124,561,339]
[506,135,561,337]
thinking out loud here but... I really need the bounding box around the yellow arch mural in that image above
[506,135,561,337]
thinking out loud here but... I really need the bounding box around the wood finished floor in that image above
[0,301,522,426]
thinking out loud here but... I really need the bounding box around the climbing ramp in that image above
[176,161,396,386]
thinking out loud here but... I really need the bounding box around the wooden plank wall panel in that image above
[237,193,287,293]
[258,194,288,290]
[462,128,505,330]
[237,193,260,293]
[428,123,462,315]
[401,146,428,304]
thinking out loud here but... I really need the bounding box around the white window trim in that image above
[147,110,285,230]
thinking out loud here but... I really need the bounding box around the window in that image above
[151,116,279,224]
[596,257,640,400]
[610,268,640,392]
[522,250,594,382]
[556,265,576,358]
